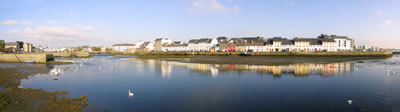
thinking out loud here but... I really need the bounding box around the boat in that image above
[23,61,35,63]
[239,52,253,56]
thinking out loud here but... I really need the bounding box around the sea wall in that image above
[72,51,90,57]
[0,53,54,63]
[49,51,90,58]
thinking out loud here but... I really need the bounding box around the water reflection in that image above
[12,55,400,112]
[128,58,354,78]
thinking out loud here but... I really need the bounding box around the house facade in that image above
[187,38,218,52]
[112,43,136,52]
[127,34,354,53]
[318,34,353,51]
[23,43,32,53]
[154,38,172,52]
[5,42,21,53]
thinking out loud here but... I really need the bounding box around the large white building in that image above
[318,34,354,51]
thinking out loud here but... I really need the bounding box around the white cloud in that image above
[6,24,111,45]
[48,20,58,25]
[1,20,19,26]
[384,20,393,25]
[7,29,20,33]
[188,0,240,14]
[73,24,96,31]
[21,20,33,25]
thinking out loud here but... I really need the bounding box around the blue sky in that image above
[0,0,399,48]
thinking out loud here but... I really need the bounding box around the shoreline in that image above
[131,51,393,65]
[133,55,391,65]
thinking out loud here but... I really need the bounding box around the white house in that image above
[112,43,136,52]
[187,38,218,52]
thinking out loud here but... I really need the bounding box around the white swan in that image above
[129,90,134,96]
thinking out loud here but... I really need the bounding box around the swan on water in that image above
[129,90,134,96]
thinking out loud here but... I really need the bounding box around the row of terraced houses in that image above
[154,34,354,52]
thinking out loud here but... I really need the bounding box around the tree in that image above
[90,47,101,51]
[106,48,113,51]
[0,40,4,52]
[63,49,70,52]
[73,46,83,51]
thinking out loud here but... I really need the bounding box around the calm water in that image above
[13,54,400,112]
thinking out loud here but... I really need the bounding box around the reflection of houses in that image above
[130,58,353,78]
[150,60,353,77]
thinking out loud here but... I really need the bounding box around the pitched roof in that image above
[318,34,351,39]
[173,41,182,44]
[155,38,168,41]
[188,39,197,43]
[217,37,228,41]
[321,39,336,42]
[5,42,17,46]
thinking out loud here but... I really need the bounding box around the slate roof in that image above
[155,38,168,41]
[194,38,213,44]
[321,39,336,42]
[217,37,228,41]
[318,34,351,40]
[173,41,182,44]
[188,39,197,43]
[5,42,18,46]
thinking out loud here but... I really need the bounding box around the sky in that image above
[0,0,399,48]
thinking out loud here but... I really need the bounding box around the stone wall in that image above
[0,53,53,63]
